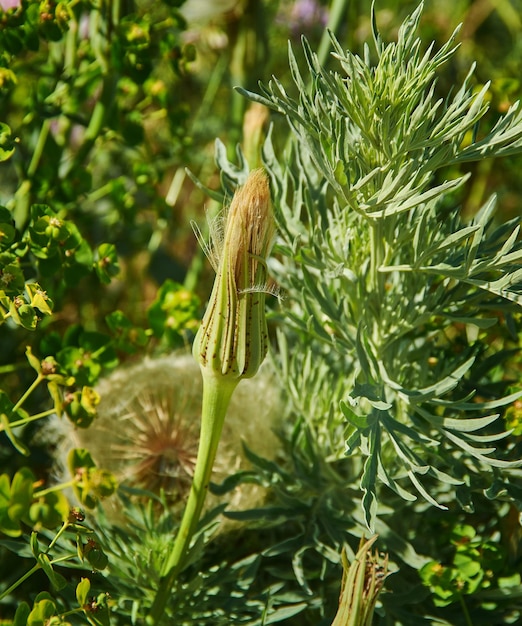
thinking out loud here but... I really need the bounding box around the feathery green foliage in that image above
[216,3,522,530]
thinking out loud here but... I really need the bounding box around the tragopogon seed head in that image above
[193,169,275,380]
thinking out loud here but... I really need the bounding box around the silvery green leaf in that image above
[443,429,522,468]
[340,401,369,430]
[441,413,501,433]
[438,314,497,328]
[377,457,417,502]
[382,356,475,401]
[242,3,522,527]
[429,466,464,487]
[415,225,481,265]
[462,430,513,443]
[380,411,438,446]
[407,471,447,510]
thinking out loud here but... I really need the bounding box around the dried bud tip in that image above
[193,169,275,380]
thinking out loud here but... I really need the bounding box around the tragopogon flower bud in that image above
[148,172,275,622]
[331,537,388,626]
[193,169,275,380]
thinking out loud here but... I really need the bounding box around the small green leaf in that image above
[454,551,482,580]
[86,468,117,502]
[85,543,109,570]
[76,577,91,606]
[106,309,148,353]
[333,159,348,186]
[67,448,116,508]
[37,553,68,590]
[95,243,119,284]
[0,122,15,161]
[0,208,16,249]
[64,386,100,429]
[360,425,380,530]
[450,524,476,543]
[68,447,97,477]
[84,592,111,626]
[350,382,392,410]
[13,602,31,626]
[47,380,64,417]
[498,573,521,588]
[30,490,70,529]
[340,400,369,429]
[25,283,53,316]
[57,327,117,385]
[27,594,57,625]
[148,279,200,348]
[25,346,42,373]
[9,300,38,330]
[0,262,25,296]
[30,531,40,558]
[1,411,30,456]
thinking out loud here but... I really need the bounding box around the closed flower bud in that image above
[331,537,388,626]
[193,169,275,380]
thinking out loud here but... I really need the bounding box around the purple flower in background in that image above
[79,13,90,39]
[0,0,21,10]
[277,0,329,37]
[292,0,328,26]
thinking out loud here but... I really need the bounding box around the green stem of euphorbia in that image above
[147,374,238,624]
[0,563,41,602]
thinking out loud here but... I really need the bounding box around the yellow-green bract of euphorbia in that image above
[192,168,275,380]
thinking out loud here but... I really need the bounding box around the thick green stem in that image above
[147,373,238,624]
[165,374,237,574]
